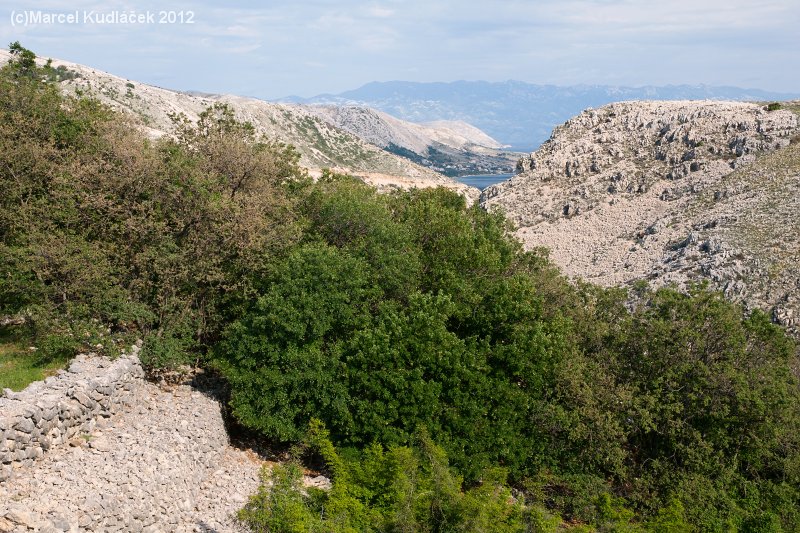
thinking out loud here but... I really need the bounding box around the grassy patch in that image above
[782,102,800,117]
[0,327,70,392]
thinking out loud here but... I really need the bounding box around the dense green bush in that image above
[526,285,800,529]
[216,175,800,529]
[0,44,302,365]
[215,177,576,480]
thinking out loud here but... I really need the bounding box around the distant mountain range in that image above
[283,81,800,151]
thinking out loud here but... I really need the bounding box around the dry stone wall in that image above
[0,345,144,483]
[0,347,264,532]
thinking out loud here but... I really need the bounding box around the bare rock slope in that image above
[304,105,520,175]
[0,50,477,200]
[482,100,800,336]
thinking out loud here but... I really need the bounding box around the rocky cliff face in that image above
[481,100,800,336]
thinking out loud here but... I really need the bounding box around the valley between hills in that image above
[4,50,797,336]
[2,46,800,532]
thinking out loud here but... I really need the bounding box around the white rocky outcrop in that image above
[304,105,504,154]
[302,105,518,179]
[482,100,800,336]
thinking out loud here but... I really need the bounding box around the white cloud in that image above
[3,0,798,97]
[551,0,797,33]
[355,28,398,52]
[366,5,395,18]
[223,43,262,54]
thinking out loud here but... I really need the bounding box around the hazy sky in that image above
[3,0,798,99]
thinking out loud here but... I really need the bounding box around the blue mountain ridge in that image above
[281,81,800,152]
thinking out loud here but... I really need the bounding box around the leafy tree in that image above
[7,41,37,78]
[0,47,302,366]
[215,178,575,478]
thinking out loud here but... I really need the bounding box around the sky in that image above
[2,0,798,99]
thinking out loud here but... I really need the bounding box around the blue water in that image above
[456,173,513,190]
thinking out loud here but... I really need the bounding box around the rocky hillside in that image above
[0,50,476,199]
[482,100,800,336]
[303,105,520,176]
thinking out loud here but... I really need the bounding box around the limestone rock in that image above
[0,360,262,532]
[481,100,800,338]
[4,509,38,529]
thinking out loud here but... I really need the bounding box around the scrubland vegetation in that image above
[2,44,799,531]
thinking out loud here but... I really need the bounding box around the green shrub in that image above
[215,180,575,479]
[577,288,800,528]
[140,328,196,370]
[1,46,302,367]
[35,333,81,364]
[238,420,534,532]
[646,498,692,532]
[218,175,800,528]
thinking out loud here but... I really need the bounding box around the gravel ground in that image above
[0,379,263,533]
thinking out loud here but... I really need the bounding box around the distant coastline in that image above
[456,173,513,190]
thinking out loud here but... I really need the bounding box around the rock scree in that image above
[481,100,800,337]
[0,348,263,532]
